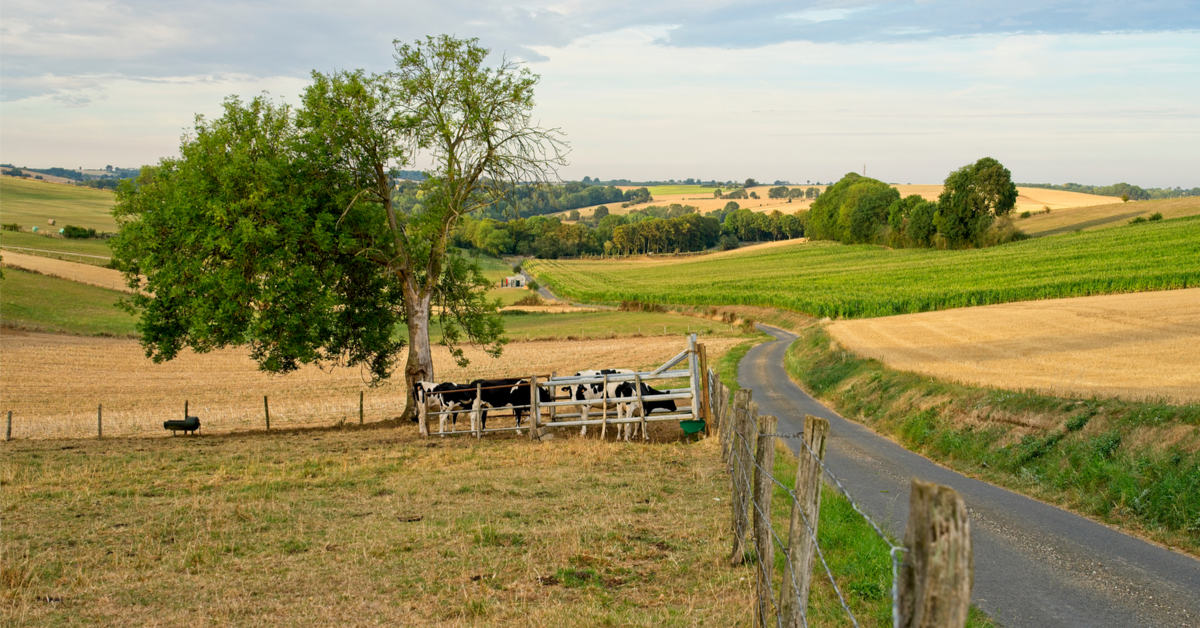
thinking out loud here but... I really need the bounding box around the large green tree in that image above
[112,35,565,421]
[935,157,1018,247]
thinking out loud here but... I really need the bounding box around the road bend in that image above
[741,324,1200,628]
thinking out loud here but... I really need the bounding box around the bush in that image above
[1,223,20,232]
[526,279,539,291]
[1149,212,1163,221]
[718,234,739,251]
[1019,211,1032,219]
[1129,216,1148,225]
[512,292,545,306]
[62,225,97,239]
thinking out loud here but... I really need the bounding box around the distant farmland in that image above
[527,215,1200,318]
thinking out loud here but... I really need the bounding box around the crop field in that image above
[527,215,1200,319]
[562,186,820,220]
[826,288,1200,404]
[888,185,1117,214]
[1018,196,1200,237]
[0,269,136,336]
[0,176,117,232]
[0,329,743,440]
[1,251,128,291]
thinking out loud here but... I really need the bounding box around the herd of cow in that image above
[413,369,679,441]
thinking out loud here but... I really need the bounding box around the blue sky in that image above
[1,1,1197,186]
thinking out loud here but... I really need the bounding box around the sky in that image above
[2,1,1198,187]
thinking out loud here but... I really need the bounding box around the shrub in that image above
[1149,212,1163,221]
[512,292,544,306]
[1129,216,1148,225]
[1,223,20,232]
[1019,211,1032,219]
[62,225,97,239]
[718,234,739,251]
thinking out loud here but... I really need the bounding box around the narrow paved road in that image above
[742,325,1200,628]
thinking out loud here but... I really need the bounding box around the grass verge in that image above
[1,231,113,265]
[784,326,1200,555]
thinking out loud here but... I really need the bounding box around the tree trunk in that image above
[400,288,434,422]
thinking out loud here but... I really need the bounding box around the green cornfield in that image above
[526,216,1200,318]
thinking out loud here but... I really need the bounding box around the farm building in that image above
[502,275,525,288]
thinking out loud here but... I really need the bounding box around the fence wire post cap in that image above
[899,479,973,628]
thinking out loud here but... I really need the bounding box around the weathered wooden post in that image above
[528,375,540,441]
[263,395,270,431]
[780,414,830,628]
[898,480,974,628]
[97,404,103,439]
[753,414,778,628]
[419,389,429,438]
[5,410,11,441]
[688,334,701,425]
[359,391,364,425]
[184,400,188,421]
[549,371,557,423]
[698,343,711,436]
[472,383,483,439]
[731,389,755,566]
[634,373,648,442]
[600,372,610,440]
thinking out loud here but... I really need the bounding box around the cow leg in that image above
[579,404,590,436]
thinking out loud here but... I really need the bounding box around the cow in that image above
[468,378,554,431]
[609,380,678,441]
[414,381,475,434]
[561,369,634,435]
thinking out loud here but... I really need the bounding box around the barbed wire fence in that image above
[707,368,975,628]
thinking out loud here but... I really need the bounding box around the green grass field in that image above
[1,230,113,266]
[528,216,1200,318]
[0,268,136,336]
[0,176,117,232]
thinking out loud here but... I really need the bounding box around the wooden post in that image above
[780,414,830,628]
[753,414,778,628]
[263,396,270,431]
[730,389,755,566]
[634,373,648,442]
[359,391,364,425]
[898,480,974,628]
[419,390,429,438]
[5,410,11,441]
[472,383,483,439]
[97,404,103,439]
[184,400,188,421]
[688,334,700,423]
[698,343,710,435]
[600,372,610,440]
[549,372,557,423]
[528,375,540,441]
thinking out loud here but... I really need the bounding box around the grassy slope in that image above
[0,268,136,336]
[0,176,117,232]
[528,216,1200,318]
[1020,196,1200,237]
[784,326,1200,555]
[1,231,113,267]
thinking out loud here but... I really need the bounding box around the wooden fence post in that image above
[263,396,270,431]
[549,371,557,423]
[780,414,830,628]
[688,334,701,424]
[472,383,483,439]
[5,410,11,441]
[359,391,364,425]
[184,400,188,421]
[529,375,540,441]
[898,480,974,628]
[634,373,648,442]
[753,414,779,628]
[699,344,711,435]
[419,391,429,438]
[97,404,103,439]
[731,389,755,566]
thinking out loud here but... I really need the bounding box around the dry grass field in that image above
[0,426,755,626]
[1018,196,1200,237]
[0,331,742,440]
[0,176,117,232]
[825,288,1200,404]
[1,251,130,292]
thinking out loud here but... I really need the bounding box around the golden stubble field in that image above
[0,331,741,440]
[826,288,1200,404]
[1,252,130,292]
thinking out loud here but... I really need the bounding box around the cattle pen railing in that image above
[705,369,975,627]
[417,334,710,440]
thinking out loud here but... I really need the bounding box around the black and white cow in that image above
[414,381,475,433]
[561,369,634,435]
[468,378,554,431]
[610,380,678,441]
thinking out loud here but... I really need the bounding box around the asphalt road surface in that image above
[741,325,1200,628]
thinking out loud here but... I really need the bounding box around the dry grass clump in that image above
[826,288,1200,404]
[0,427,752,626]
[0,330,742,440]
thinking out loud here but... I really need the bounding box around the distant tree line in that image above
[809,157,1026,249]
[1019,182,1198,200]
[452,202,808,258]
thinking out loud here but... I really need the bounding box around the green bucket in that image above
[680,419,706,435]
